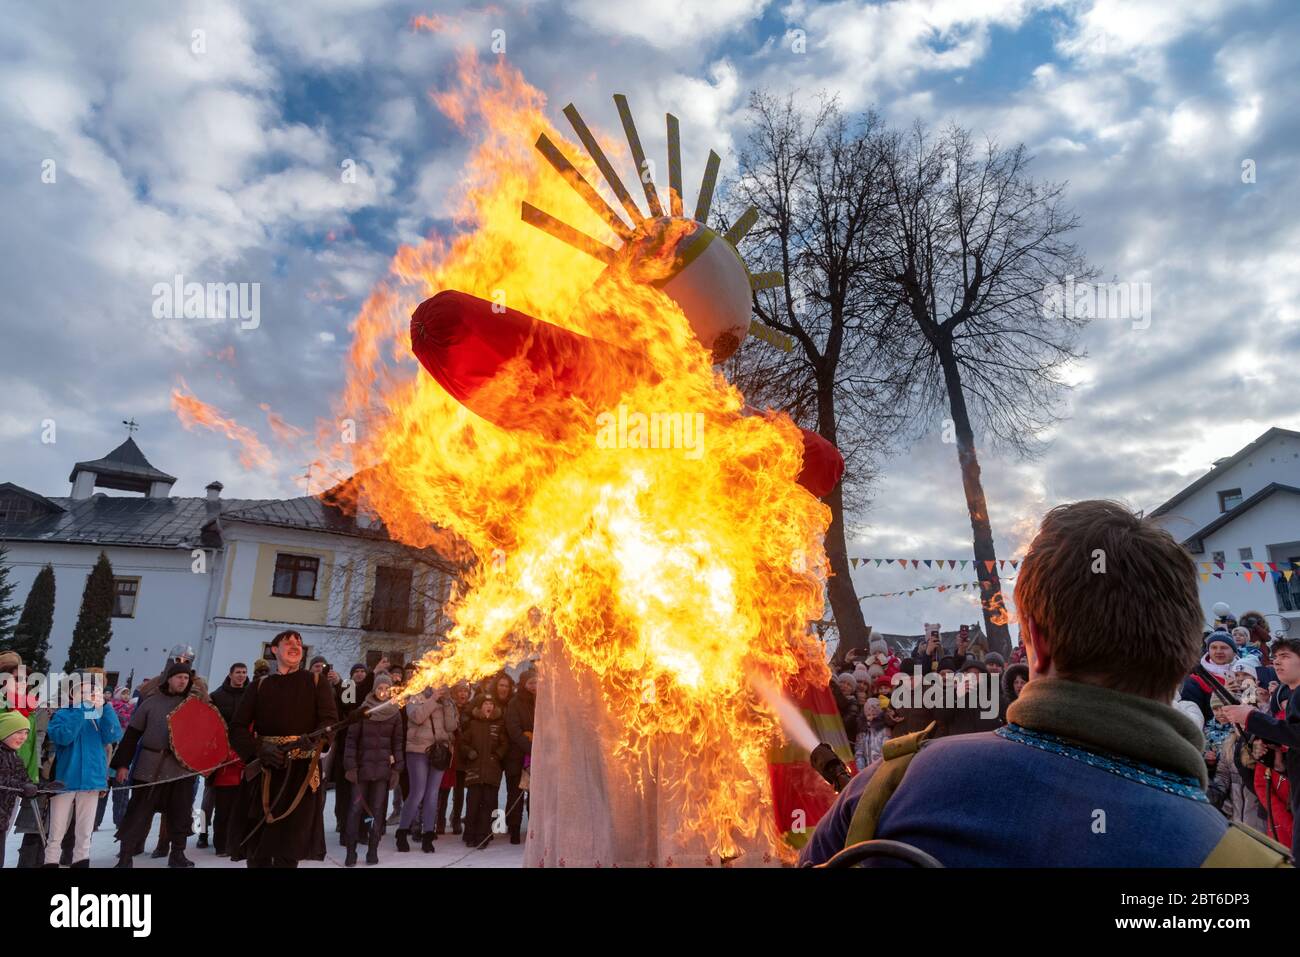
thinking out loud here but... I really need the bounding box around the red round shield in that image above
[167,696,231,774]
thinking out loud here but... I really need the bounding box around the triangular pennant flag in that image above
[1268,562,1278,572]
[1216,562,1224,571]
[1213,572,1222,579]
[851,558,859,568]
[1200,562,1210,573]
[923,559,932,568]
[1245,571,1254,582]
[984,560,995,572]
[1255,562,1267,572]
[1010,559,1020,569]
[1199,573,1210,583]
[874,559,882,567]
[912,560,920,569]
[1286,570,1295,581]
[886,558,894,565]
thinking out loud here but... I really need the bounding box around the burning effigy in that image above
[325,54,845,866]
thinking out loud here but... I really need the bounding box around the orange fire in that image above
[322,52,833,860]
[172,382,273,471]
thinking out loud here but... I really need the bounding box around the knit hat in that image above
[1229,659,1258,678]
[937,657,957,672]
[253,659,270,675]
[852,664,871,683]
[984,653,1005,668]
[961,659,988,674]
[869,638,888,656]
[836,672,856,684]
[309,656,327,668]
[349,663,367,677]
[1205,631,1237,654]
[373,671,393,690]
[0,709,30,742]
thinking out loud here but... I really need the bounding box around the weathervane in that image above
[122,418,139,434]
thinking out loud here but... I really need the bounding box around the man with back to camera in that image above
[800,500,1291,867]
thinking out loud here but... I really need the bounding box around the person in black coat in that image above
[329,663,369,839]
[459,696,509,848]
[504,668,536,844]
[227,630,339,868]
[342,672,404,866]
[205,662,249,853]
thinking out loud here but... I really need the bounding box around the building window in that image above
[366,566,418,633]
[112,578,139,618]
[1218,488,1243,512]
[272,553,319,600]
[0,494,33,523]
[1239,547,1254,561]
[1277,555,1300,614]
[1211,551,1226,564]
[365,649,405,671]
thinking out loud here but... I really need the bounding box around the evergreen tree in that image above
[7,562,55,674]
[65,552,114,670]
[0,545,20,646]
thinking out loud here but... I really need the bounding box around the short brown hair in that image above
[1014,500,1202,699]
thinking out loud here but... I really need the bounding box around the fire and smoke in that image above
[320,52,834,860]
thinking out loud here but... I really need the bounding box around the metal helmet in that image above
[167,644,196,664]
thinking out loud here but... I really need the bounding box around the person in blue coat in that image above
[800,500,1290,868]
[44,669,123,867]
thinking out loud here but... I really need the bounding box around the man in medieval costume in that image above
[135,644,210,703]
[112,661,201,868]
[228,629,338,868]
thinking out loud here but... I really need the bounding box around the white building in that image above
[0,436,455,689]
[1148,427,1300,632]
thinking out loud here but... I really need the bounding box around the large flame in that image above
[322,51,833,860]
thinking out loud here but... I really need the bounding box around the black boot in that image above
[395,828,410,853]
[196,833,209,849]
[345,844,358,867]
[421,833,435,854]
[70,859,90,868]
[42,862,59,868]
[365,832,380,866]
[115,853,132,869]
[510,833,521,845]
[150,842,168,859]
[168,839,195,869]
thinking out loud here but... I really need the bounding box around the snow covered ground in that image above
[3,783,526,869]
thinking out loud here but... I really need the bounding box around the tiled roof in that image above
[218,496,389,540]
[1149,427,1300,518]
[68,437,177,484]
[0,494,271,548]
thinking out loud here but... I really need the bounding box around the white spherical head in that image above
[615,217,753,362]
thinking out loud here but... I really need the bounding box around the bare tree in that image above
[872,123,1095,655]
[721,92,909,659]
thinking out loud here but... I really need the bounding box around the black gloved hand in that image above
[21,781,38,799]
[258,742,287,769]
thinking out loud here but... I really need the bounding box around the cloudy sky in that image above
[2,0,1297,636]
